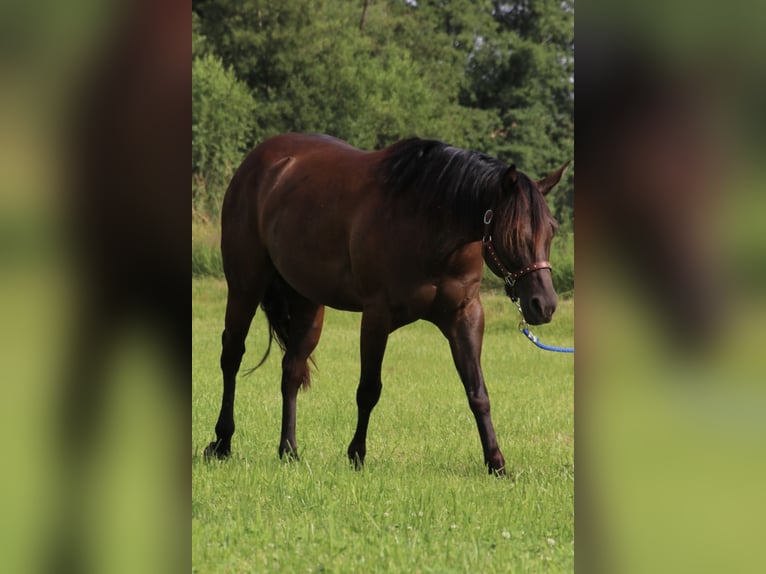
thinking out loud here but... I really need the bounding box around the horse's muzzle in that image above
[525,294,557,325]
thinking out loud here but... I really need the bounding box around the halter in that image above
[481,209,552,302]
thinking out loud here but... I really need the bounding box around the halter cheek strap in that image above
[481,209,552,294]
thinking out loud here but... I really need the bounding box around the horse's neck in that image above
[420,214,485,264]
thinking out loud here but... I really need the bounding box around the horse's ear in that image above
[536,161,571,196]
[503,164,518,190]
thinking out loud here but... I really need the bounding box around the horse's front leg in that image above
[438,298,506,475]
[347,307,390,469]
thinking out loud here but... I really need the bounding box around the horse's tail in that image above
[242,275,315,389]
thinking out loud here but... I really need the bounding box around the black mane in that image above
[378,137,555,258]
[378,138,509,219]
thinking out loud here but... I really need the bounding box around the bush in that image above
[550,232,575,298]
[192,54,257,217]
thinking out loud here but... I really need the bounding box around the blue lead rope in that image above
[520,326,574,353]
[510,299,574,353]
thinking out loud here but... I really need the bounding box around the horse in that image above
[204,133,568,474]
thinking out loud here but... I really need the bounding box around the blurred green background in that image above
[576,1,766,573]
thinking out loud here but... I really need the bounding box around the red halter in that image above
[481,209,552,294]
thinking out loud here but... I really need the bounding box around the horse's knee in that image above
[467,393,490,417]
[356,380,382,411]
[468,397,489,416]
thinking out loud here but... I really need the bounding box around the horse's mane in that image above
[378,137,554,256]
[378,138,507,220]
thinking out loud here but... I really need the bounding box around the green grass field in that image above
[193,278,574,573]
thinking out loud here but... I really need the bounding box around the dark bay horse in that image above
[205,133,568,474]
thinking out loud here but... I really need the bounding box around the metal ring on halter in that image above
[483,209,493,225]
[518,321,529,333]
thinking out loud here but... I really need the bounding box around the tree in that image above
[192,1,477,149]
[354,0,574,225]
[467,1,574,225]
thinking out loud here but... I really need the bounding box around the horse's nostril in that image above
[530,296,556,322]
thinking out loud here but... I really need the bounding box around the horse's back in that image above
[223,133,371,221]
[254,132,364,165]
[249,133,378,220]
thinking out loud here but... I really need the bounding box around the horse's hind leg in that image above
[204,284,263,459]
[277,292,324,460]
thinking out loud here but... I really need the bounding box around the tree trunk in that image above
[359,0,370,31]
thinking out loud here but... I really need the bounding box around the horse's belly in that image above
[262,197,371,311]
[272,256,365,312]
[298,275,365,312]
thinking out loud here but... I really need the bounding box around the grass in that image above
[192,219,223,277]
[192,278,574,573]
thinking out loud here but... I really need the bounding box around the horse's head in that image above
[485,162,569,325]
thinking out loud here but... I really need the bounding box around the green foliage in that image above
[192,1,476,150]
[550,232,575,299]
[192,10,209,59]
[192,53,257,215]
[250,18,446,149]
[463,1,575,227]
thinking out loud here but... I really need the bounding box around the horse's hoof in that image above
[488,464,507,477]
[278,446,300,462]
[203,440,230,460]
[348,452,365,471]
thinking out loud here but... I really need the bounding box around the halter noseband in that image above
[481,209,552,300]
